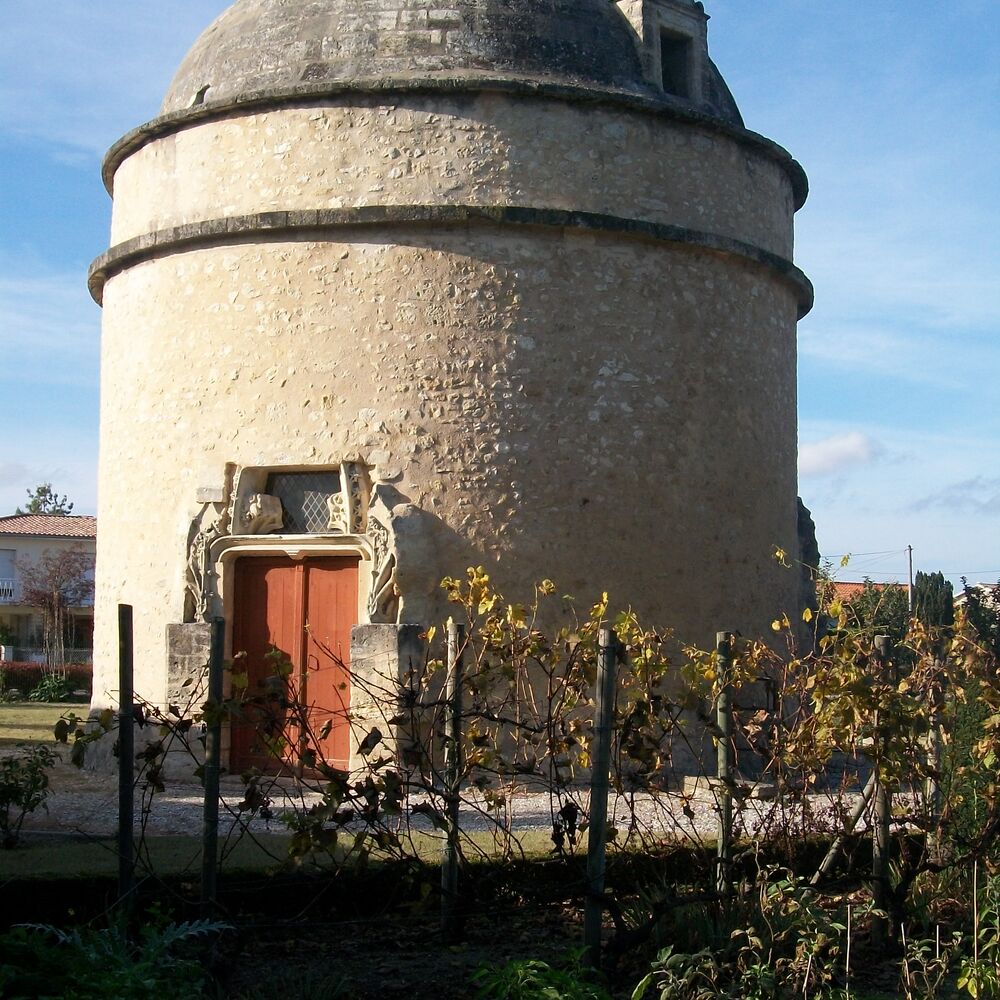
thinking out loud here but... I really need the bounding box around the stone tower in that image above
[89,0,811,761]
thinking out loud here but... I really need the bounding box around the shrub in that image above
[0,917,230,999]
[958,872,1000,999]
[473,952,612,1000]
[0,744,57,849]
[945,678,996,859]
[27,673,75,703]
[0,661,92,700]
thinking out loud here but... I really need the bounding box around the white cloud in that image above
[798,421,1000,586]
[0,2,216,155]
[798,225,1000,336]
[0,463,31,491]
[911,476,1000,516]
[0,262,99,515]
[799,432,882,478]
[0,264,100,387]
[0,452,97,518]
[798,323,977,391]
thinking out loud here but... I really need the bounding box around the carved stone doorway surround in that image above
[183,463,406,631]
[168,463,419,772]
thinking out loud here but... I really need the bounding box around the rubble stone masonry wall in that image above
[108,96,793,258]
[93,218,800,702]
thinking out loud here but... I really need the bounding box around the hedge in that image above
[0,662,93,695]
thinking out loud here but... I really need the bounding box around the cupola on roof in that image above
[162,0,651,115]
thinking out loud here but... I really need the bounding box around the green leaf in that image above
[630,973,652,1000]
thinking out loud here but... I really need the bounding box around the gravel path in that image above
[20,753,879,844]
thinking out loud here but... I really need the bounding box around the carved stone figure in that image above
[342,462,370,534]
[368,513,396,621]
[243,493,284,535]
[367,485,440,625]
[327,490,350,533]
[184,467,236,622]
[185,510,228,622]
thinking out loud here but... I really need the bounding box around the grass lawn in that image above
[0,702,75,746]
[0,825,558,880]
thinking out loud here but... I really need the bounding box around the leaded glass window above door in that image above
[265,471,342,533]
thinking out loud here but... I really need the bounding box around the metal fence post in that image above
[872,634,892,949]
[585,627,619,967]
[201,617,226,916]
[117,604,135,912]
[715,631,735,898]
[441,619,465,941]
[810,770,878,887]
[926,658,944,862]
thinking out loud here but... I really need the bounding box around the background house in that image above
[0,514,97,663]
[828,581,907,605]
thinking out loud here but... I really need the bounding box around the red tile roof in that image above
[829,580,905,603]
[0,514,97,538]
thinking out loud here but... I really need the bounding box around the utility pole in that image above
[907,545,914,613]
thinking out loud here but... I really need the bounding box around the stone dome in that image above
[162,0,650,115]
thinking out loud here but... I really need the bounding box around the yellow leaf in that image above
[771,620,783,632]
[840,553,852,568]
[802,607,814,623]
[507,603,526,627]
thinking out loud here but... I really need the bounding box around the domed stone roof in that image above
[162,0,650,114]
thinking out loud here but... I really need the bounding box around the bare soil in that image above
[221,903,589,1000]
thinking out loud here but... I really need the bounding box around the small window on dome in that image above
[660,30,693,98]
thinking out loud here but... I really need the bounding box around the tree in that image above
[15,483,74,516]
[961,578,1000,661]
[913,570,955,630]
[16,547,94,669]
[842,578,910,645]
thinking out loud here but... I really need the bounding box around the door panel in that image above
[302,558,357,769]
[230,556,358,772]
[230,558,302,771]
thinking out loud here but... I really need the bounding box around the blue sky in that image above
[1,1,997,589]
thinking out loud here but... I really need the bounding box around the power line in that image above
[833,549,906,558]
[847,553,903,569]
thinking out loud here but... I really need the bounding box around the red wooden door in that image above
[301,558,356,769]
[231,556,358,772]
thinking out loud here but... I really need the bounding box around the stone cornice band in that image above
[88,204,814,317]
[101,76,809,210]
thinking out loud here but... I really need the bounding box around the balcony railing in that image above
[0,578,16,602]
